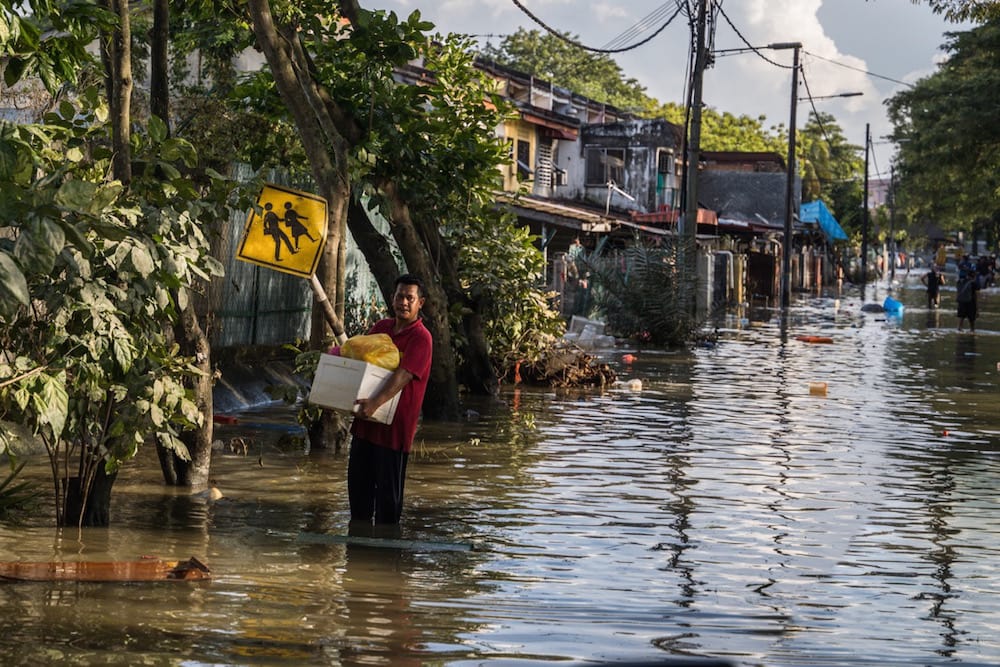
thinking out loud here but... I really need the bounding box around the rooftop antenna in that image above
[606,180,636,215]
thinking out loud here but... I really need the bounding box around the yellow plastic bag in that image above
[340,333,400,370]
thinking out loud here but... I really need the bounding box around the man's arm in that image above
[354,367,415,419]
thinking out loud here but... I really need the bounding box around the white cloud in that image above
[593,1,629,23]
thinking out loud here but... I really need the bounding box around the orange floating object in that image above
[622,354,637,365]
[808,381,828,396]
[795,335,834,344]
[0,557,210,582]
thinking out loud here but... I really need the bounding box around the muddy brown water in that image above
[2,276,1000,666]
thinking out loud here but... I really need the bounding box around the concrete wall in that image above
[555,119,682,214]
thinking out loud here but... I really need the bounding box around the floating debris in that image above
[0,557,211,582]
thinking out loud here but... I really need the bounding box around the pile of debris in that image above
[517,345,616,388]
[505,316,619,388]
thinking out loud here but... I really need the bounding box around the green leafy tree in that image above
[583,236,698,347]
[0,94,225,526]
[906,0,1000,22]
[482,28,649,112]
[1,0,235,524]
[0,0,114,90]
[887,20,1000,233]
[652,101,786,153]
[798,111,864,232]
[241,1,566,419]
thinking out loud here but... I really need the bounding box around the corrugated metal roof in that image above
[496,192,615,233]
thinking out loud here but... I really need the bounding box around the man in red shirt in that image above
[348,274,433,524]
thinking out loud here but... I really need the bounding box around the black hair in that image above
[395,274,427,298]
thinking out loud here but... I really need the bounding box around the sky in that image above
[376,0,967,181]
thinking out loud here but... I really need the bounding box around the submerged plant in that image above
[582,235,701,347]
[0,460,40,522]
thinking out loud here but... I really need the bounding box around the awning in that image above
[800,200,848,241]
[540,126,579,141]
[522,112,579,140]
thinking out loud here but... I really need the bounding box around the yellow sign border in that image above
[237,184,328,279]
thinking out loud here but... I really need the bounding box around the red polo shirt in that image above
[350,317,432,453]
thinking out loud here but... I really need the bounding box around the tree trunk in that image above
[62,467,117,527]
[346,198,400,305]
[248,0,469,420]
[378,181,462,419]
[308,409,352,454]
[249,0,354,450]
[148,0,215,485]
[459,300,497,395]
[103,0,132,185]
[149,0,169,124]
[162,302,215,487]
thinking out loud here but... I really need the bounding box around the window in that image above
[516,139,532,180]
[585,147,625,186]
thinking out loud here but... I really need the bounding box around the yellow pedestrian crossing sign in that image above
[237,184,327,278]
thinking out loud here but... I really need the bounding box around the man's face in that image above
[393,283,424,325]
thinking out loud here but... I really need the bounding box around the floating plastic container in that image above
[568,315,606,335]
[882,296,904,315]
[808,381,828,396]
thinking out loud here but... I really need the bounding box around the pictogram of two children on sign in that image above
[261,201,317,261]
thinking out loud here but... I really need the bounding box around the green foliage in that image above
[0,459,40,522]
[798,111,865,233]
[0,0,115,91]
[464,216,565,373]
[582,236,700,347]
[0,88,230,524]
[264,342,323,428]
[888,20,1000,231]
[371,32,565,372]
[482,28,649,112]
[909,0,1000,22]
[236,8,565,375]
[652,101,787,153]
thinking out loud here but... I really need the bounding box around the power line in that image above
[868,131,883,184]
[799,68,838,151]
[714,3,794,69]
[508,0,684,54]
[602,2,688,51]
[803,50,914,88]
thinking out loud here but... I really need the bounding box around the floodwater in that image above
[3,273,1000,667]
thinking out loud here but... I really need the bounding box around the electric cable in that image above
[602,2,687,51]
[714,3,794,69]
[508,0,684,54]
[799,67,839,152]
[803,50,913,88]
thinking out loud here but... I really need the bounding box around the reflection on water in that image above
[3,278,1000,666]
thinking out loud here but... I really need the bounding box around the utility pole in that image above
[889,165,896,283]
[773,42,801,310]
[682,0,709,311]
[861,123,870,295]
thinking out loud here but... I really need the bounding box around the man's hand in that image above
[354,397,379,420]
[354,367,414,420]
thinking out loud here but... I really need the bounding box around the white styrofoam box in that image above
[308,354,399,425]
[568,315,605,335]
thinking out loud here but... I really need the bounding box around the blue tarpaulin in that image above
[800,200,848,241]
